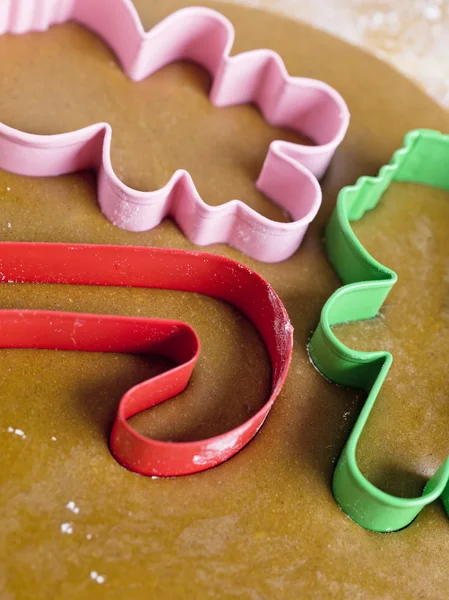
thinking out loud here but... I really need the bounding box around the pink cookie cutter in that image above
[0,0,350,262]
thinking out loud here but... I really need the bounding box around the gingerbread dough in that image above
[0,1,448,598]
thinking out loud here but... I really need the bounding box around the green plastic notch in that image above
[308,129,449,532]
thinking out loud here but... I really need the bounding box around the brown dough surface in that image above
[0,1,448,598]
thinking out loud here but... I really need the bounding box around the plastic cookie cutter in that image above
[308,129,449,532]
[0,241,293,476]
[0,0,349,263]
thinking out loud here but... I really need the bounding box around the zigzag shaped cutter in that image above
[0,0,349,262]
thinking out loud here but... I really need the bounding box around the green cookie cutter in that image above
[309,129,449,532]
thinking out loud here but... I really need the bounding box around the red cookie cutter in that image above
[0,242,293,476]
[0,0,349,262]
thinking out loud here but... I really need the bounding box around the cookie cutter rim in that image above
[308,128,449,532]
[0,241,293,477]
[0,0,350,262]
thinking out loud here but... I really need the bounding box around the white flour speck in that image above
[7,427,26,438]
[423,5,441,20]
[7,222,11,228]
[66,501,80,515]
[51,436,57,441]
[6,187,10,192]
[90,571,106,584]
[61,522,73,534]
[86,533,92,540]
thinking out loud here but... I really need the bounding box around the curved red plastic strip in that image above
[0,243,293,476]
